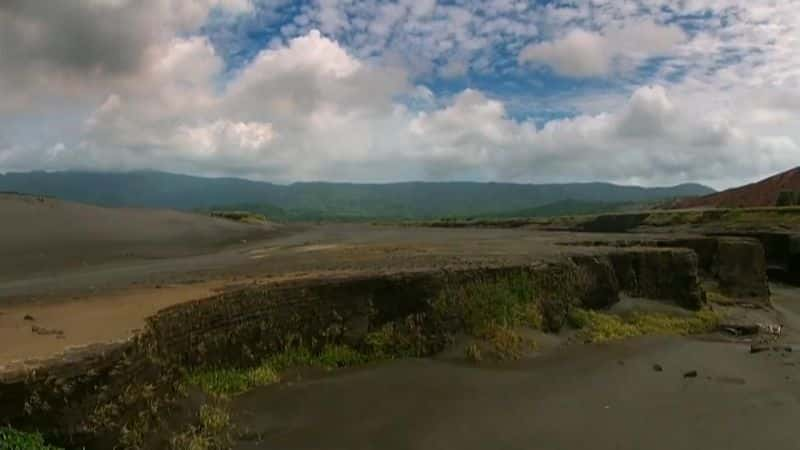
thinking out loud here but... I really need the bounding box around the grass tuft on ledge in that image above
[0,427,63,450]
[567,308,720,343]
[187,344,371,396]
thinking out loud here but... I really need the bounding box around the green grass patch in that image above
[429,269,583,360]
[567,308,720,343]
[431,269,581,337]
[0,427,63,450]
[432,274,543,336]
[187,344,371,396]
[187,365,279,396]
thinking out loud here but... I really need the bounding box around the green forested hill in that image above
[0,170,714,221]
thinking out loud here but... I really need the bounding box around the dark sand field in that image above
[0,219,622,366]
[0,193,602,303]
[232,333,800,450]
[0,194,630,368]
[0,193,279,282]
[0,193,650,368]
[2,194,800,449]
[232,288,800,450]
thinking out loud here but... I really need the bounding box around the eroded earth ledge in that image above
[0,231,772,449]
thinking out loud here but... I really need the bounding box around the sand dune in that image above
[0,193,277,281]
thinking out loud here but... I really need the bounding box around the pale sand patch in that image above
[291,244,342,253]
[0,281,225,368]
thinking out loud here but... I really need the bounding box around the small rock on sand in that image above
[653,364,663,372]
[751,344,794,354]
[683,370,698,378]
[31,325,64,337]
[23,314,35,321]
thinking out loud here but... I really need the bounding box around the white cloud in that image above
[519,29,611,77]
[173,120,275,158]
[403,83,798,186]
[519,21,686,77]
[0,0,249,113]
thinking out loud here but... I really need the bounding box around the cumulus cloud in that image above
[0,0,249,113]
[404,84,796,185]
[519,21,686,77]
[172,120,275,158]
[84,24,795,185]
[70,30,410,179]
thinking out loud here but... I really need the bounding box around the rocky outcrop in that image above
[579,213,649,233]
[658,238,719,275]
[571,236,773,305]
[570,255,620,309]
[704,232,800,286]
[607,248,705,310]
[712,237,770,301]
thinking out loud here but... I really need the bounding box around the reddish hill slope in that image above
[675,167,800,208]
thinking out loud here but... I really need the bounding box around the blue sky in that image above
[201,1,679,117]
[0,0,798,188]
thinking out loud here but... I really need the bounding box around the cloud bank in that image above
[1,0,799,189]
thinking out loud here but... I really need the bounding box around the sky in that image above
[1,0,799,189]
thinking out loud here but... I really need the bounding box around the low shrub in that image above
[209,211,267,224]
[464,343,482,362]
[485,326,537,360]
[431,272,548,336]
[170,403,232,450]
[0,428,62,450]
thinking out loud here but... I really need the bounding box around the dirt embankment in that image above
[0,235,774,449]
[0,194,789,450]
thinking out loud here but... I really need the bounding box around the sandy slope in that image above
[0,193,277,281]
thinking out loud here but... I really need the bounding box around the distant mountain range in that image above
[674,167,800,209]
[0,170,714,220]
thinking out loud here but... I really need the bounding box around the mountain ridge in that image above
[0,170,714,220]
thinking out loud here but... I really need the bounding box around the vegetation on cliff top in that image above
[187,344,371,396]
[0,427,63,450]
[567,308,720,343]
